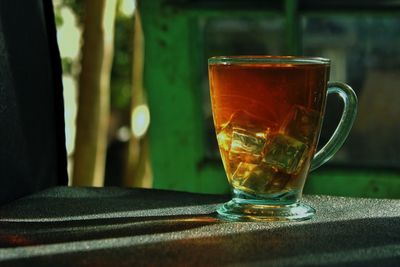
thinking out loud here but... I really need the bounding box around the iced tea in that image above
[209,58,329,198]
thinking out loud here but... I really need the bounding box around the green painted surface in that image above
[140,1,205,191]
[285,0,301,55]
[139,0,283,194]
[198,162,230,194]
[305,169,400,199]
[139,0,400,198]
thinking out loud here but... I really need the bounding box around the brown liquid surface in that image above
[209,62,329,197]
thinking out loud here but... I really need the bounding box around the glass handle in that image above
[310,82,358,171]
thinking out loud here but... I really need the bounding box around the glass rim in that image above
[208,55,330,65]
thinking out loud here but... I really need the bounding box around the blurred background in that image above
[53,0,152,189]
[54,0,400,198]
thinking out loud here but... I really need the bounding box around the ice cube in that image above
[264,171,291,194]
[262,133,308,174]
[216,125,232,152]
[232,162,287,194]
[229,127,267,163]
[281,106,320,143]
[240,164,277,194]
[231,162,257,183]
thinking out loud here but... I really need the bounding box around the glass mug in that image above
[208,56,357,222]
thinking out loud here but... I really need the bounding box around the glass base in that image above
[216,195,315,222]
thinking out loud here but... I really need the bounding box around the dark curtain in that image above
[0,0,68,204]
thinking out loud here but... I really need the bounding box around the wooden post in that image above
[72,0,117,186]
[123,9,152,188]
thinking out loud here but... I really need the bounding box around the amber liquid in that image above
[209,62,329,198]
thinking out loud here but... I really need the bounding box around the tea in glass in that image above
[208,56,357,221]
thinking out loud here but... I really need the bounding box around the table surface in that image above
[0,186,399,266]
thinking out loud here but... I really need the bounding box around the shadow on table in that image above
[0,187,227,247]
[0,187,228,219]
[2,187,399,266]
[14,216,396,267]
[0,213,220,248]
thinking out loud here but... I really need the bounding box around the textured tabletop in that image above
[0,186,399,266]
